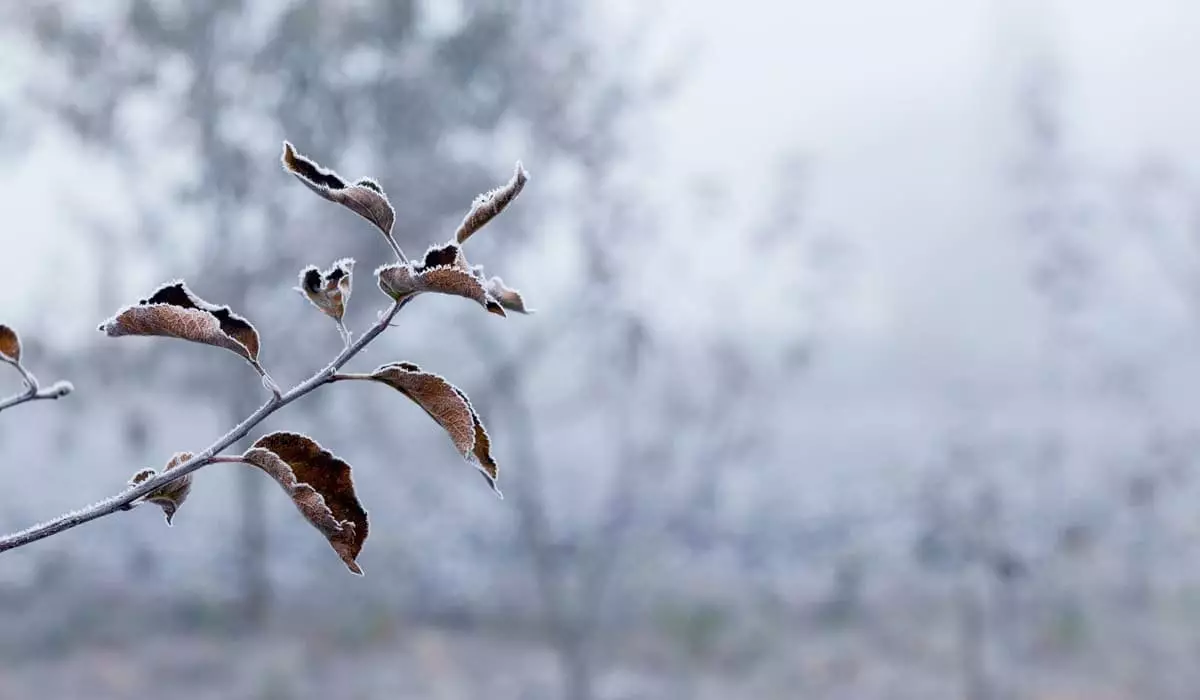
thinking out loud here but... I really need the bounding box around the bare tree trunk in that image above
[1125,486,1162,699]
[505,390,596,700]
[958,577,992,700]
[554,623,596,700]
[992,574,1023,700]
[231,386,270,630]
[236,446,270,627]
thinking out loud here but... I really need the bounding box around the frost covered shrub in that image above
[0,143,530,574]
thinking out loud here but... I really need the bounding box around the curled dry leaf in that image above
[99,281,270,379]
[455,161,528,244]
[485,276,533,314]
[129,452,194,525]
[374,163,535,315]
[298,258,354,324]
[349,362,500,496]
[0,324,20,363]
[282,141,396,244]
[451,384,499,494]
[242,432,368,574]
[376,243,506,317]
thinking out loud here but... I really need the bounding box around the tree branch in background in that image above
[0,324,73,414]
[0,145,531,574]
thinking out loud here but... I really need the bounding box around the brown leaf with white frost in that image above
[373,163,534,314]
[129,452,194,525]
[298,258,354,324]
[484,276,532,314]
[455,162,528,244]
[282,141,396,245]
[451,384,499,492]
[376,243,506,317]
[348,362,500,495]
[99,281,270,379]
[242,432,368,574]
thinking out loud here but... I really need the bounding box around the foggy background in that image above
[1,0,1198,698]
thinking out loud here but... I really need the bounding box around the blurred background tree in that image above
[6,0,655,631]
[6,1,1199,699]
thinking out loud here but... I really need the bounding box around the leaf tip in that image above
[281,140,298,171]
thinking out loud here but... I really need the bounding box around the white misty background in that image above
[0,1,1199,699]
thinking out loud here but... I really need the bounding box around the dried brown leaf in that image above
[0,325,20,363]
[371,163,534,313]
[376,243,506,317]
[281,141,396,240]
[484,276,533,314]
[129,452,194,525]
[455,162,528,244]
[242,432,368,574]
[359,362,500,495]
[298,258,354,323]
[451,385,499,490]
[99,281,268,376]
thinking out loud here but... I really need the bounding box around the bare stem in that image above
[0,300,404,554]
[328,372,372,382]
[207,455,252,465]
[9,359,37,391]
[0,360,71,415]
[384,234,409,264]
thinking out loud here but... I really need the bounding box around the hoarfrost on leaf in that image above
[127,452,195,526]
[99,280,275,389]
[241,431,369,575]
[372,163,534,318]
[375,243,506,316]
[297,258,355,340]
[455,161,528,244]
[485,276,533,314]
[337,362,501,496]
[281,141,401,257]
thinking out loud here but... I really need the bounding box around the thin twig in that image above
[0,359,72,415]
[8,359,37,391]
[0,384,70,413]
[0,299,403,554]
